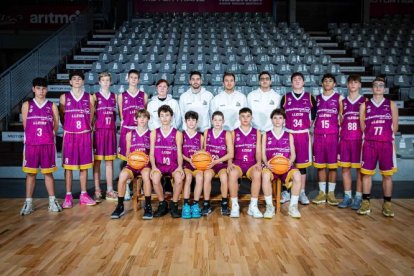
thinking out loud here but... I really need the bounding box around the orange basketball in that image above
[269,155,290,175]
[191,150,212,171]
[127,151,149,170]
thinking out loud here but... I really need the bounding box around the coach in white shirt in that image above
[179,71,214,132]
[147,79,181,130]
[247,71,282,132]
[210,72,247,131]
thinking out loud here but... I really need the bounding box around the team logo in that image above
[269,100,274,105]
[236,136,240,141]
[236,102,241,107]
[203,100,207,105]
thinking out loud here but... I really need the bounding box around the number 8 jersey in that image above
[63,91,91,133]
[340,96,366,141]
[25,99,54,145]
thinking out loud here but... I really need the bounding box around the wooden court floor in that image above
[0,198,413,275]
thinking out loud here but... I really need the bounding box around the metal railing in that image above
[0,12,93,126]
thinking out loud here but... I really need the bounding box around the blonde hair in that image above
[98,72,112,81]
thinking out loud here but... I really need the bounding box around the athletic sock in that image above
[231,197,238,206]
[318,182,326,193]
[264,195,273,205]
[328,182,336,192]
[250,197,258,206]
[118,196,124,205]
[48,196,56,202]
[355,191,362,198]
[362,194,370,201]
[145,196,151,206]
[26,198,33,202]
[344,190,352,198]
[384,196,391,202]
[291,195,299,205]
[184,198,190,205]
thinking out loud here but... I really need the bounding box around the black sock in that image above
[193,200,199,205]
[145,196,151,205]
[118,197,124,205]
[204,200,210,206]
[184,198,190,205]
[384,196,391,202]
[172,201,178,208]
[221,198,228,206]
[362,194,371,201]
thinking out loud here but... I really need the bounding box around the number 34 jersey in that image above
[25,99,55,145]
[340,95,366,141]
[283,92,313,133]
[63,91,91,133]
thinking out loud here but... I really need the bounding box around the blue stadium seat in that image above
[158,63,175,73]
[156,73,174,84]
[276,64,292,75]
[326,64,341,75]
[273,55,287,65]
[99,53,113,64]
[309,64,324,75]
[209,74,223,86]
[91,61,106,73]
[85,72,98,85]
[107,61,124,74]
[118,73,128,85]
[140,72,155,85]
[293,64,309,74]
[174,73,188,85]
[396,64,412,75]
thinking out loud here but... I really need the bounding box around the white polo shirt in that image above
[210,90,247,131]
[247,88,282,132]
[179,87,214,132]
[147,94,182,130]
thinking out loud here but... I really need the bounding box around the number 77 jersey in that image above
[340,95,366,141]
[363,98,394,142]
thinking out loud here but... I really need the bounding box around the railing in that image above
[0,12,93,126]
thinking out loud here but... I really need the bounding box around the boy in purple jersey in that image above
[59,71,96,208]
[338,75,366,210]
[111,109,152,219]
[227,107,262,218]
[261,109,302,219]
[358,77,399,217]
[93,72,118,202]
[150,105,184,218]
[312,74,343,206]
[181,111,204,219]
[202,111,234,216]
[20,77,62,215]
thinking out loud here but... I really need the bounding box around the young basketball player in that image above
[20,77,62,215]
[111,109,152,219]
[181,111,204,219]
[227,107,263,218]
[93,72,117,202]
[202,111,234,216]
[358,77,398,217]
[282,72,316,205]
[150,105,184,218]
[338,75,365,209]
[262,109,302,219]
[312,74,343,206]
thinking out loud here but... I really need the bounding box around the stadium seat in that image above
[276,64,292,75]
[396,65,412,75]
[91,61,106,73]
[309,64,324,76]
[140,73,155,85]
[107,61,124,74]
[118,73,129,85]
[174,73,188,85]
[85,72,98,85]
[99,53,113,64]
[326,64,341,75]
[293,64,309,74]
[158,63,175,73]
[156,73,174,84]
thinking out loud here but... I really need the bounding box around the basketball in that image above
[269,155,290,175]
[191,150,213,171]
[127,151,149,170]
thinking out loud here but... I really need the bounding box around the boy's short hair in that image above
[222,72,235,82]
[347,74,361,83]
[239,107,252,115]
[372,76,386,86]
[185,111,199,121]
[259,71,271,80]
[32,77,48,87]
[136,108,150,119]
[98,72,112,81]
[158,104,174,117]
[156,79,169,87]
[69,71,85,80]
[321,73,336,83]
[291,72,304,82]
[270,108,286,119]
[189,71,202,79]
[128,69,140,78]
[212,111,224,120]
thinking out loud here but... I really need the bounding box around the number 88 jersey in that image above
[63,91,91,133]
[283,92,313,132]
[25,99,54,145]
[340,96,366,141]
[94,91,116,130]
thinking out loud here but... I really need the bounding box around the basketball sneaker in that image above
[143,204,153,220]
[351,196,362,210]
[62,194,73,209]
[263,204,275,219]
[153,201,169,217]
[181,203,192,219]
[327,192,339,206]
[94,191,103,203]
[170,202,181,218]
[48,198,62,213]
[280,191,291,204]
[299,191,310,205]
[191,203,202,219]
[288,204,301,219]
[357,200,371,215]
[247,204,263,218]
[230,204,240,218]
[111,204,125,219]
[338,194,352,208]
[312,191,326,204]
[20,200,34,216]
[382,201,394,217]
[106,190,118,201]
[202,203,212,216]
[79,193,97,206]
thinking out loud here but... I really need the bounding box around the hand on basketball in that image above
[266,161,274,171]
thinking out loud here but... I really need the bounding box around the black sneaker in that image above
[170,201,181,218]
[111,204,125,219]
[153,201,169,217]
[143,204,153,220]
[221,201,230,216]
[202,204,212,216]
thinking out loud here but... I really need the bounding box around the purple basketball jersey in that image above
[314,93,340,135]
[340,95,365,141]
[95,91,116,130]
[120,90,145,129]
[205,129,227,163]
[233,127,257,167]
[364,98,394,142]
[154,128,178,170]
[63,91,91,133]
[265,130,291,161]
[130,129,150,155]
[283,92,313,132]
[25,99,54,145]
[183,131,202,169]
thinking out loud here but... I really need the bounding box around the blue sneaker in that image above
[338,194,352,208]
[181,203,191,219]
[351,196,362,210]
[191,203,202,218]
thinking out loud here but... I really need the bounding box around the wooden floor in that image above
[0,199,413,275]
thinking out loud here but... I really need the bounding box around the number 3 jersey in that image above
[63,91,91,133]
[340,95,366,141]
[363,98,394,142]
[314,92,341,135]
[94,91,116,130]
[25,99,54,145]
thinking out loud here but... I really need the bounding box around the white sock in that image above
[300,189,305,194]
[328,182,336,192]
[81,191,87,194]
[291,195,299,205]
[49,196,56,201]
[344,190,352,198]
[250,197,258,206]
[265,195,273,205]
[107,186,113,192]
[231,197,238,206]
[66,192,72,195]
[318,182,326,193]
[26,198,33,202]
[355,192,362,198]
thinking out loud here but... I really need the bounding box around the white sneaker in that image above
[48,199,63,213]
[20,201,34,216]
[263,204,275,219]
[230,204,240,218]
[247,204,263,218]
[280,191,291,204]
[125,181,131,201]
[299,192,310,205]
[288,204,301,218]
